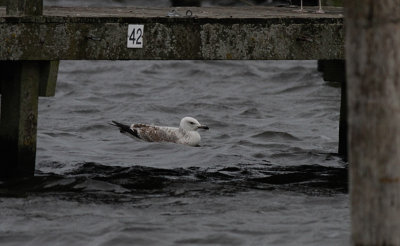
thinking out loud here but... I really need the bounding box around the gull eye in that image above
[189,122,195,125]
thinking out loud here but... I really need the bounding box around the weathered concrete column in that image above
[0,61,58,178]
[338,73,347,160]
[346,0,400,245]
[318,60,347,160]
[39,61,59,97]
[0,62,40,177]
[0,1,58,178]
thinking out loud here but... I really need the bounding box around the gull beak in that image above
[198,125,209,130]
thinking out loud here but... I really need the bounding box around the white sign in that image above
[127,24,144,48]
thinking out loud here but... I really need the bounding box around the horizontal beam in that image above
[0,6,344,60]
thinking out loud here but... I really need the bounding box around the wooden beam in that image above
[0,61,40,178]
[346,0,400,244]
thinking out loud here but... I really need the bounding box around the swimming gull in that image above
[110,117,209,146]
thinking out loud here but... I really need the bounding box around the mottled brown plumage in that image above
[110,117,209,146]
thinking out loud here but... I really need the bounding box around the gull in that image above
[110,117,209,147]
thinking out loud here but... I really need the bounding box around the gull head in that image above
[180,117,209,131]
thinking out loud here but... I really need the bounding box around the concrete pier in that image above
[0,0,58,178]
[0,5,344,178]
[0,6,343,60]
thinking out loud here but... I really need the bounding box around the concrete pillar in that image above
[0,62,40,178]
[346,0,400,244]
[318,60,347,160]
[0,60,58,178]
[0,1,57,178]
[39,61,59,97]
[338,74,347,160]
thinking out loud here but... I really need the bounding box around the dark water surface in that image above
[1,60,349,245]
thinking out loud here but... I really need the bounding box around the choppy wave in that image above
[0,162,347,201]
[3,59,347,245]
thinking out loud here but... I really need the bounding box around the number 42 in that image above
[127,25,144,48]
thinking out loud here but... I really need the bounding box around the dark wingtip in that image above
[109,121,118,127]
[110,120,140,139]
[110,120,127,128]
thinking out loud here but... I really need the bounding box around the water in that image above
[0,60,349,245]
[0,1,349,245]
[37,61,342,170]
